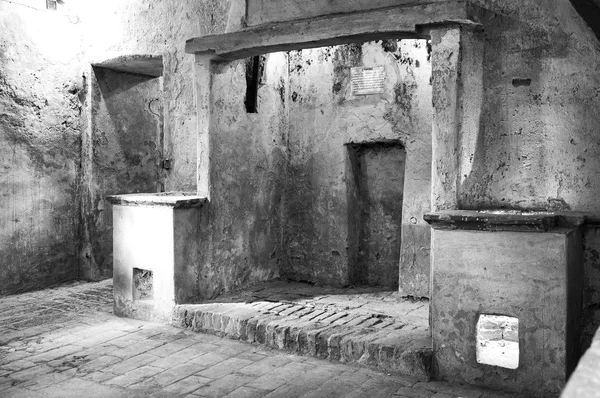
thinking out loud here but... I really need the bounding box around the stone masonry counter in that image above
[425,210,584,397]
[107,192,206,321]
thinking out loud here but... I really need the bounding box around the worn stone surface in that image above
[430,228,582,397]
[0,280,519,398]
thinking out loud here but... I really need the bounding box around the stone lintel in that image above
[92,54,163,77]
[106,192,207,209]
[423,210,592,232]
[185,1,484,60]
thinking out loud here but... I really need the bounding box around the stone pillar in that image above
[428,25,484,211]
[425,210,583,396]
[193,53,214,199]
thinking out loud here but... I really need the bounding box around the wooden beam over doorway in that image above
[185,0,484,60]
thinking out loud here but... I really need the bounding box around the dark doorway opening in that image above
[347,142,406,288]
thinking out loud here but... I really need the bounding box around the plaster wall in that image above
[284,40,432,294]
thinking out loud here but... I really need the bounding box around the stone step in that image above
[171,301,432,380]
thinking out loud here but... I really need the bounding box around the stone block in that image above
[108,195,205,322]
[429,226,583,396]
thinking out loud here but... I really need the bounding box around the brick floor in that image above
[0,280,520,397]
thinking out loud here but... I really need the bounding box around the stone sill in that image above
[106,192,207,209]
[423,210,598,232]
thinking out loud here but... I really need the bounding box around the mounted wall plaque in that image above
[351,66,386,95]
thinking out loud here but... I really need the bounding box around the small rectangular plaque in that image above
[351,66,386,95]
[46,0,57,10]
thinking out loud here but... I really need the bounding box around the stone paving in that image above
[0,280,518,397]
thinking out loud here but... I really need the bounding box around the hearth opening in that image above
[476,314,519,369]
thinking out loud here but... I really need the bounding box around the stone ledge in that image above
[106,192,207,209]
[92,54,163,77]
[423,210,594,232]
[171,302,432,380]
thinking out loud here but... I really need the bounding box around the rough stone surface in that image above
[0,280,519,398]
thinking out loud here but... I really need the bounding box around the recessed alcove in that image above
[85,54,165,280]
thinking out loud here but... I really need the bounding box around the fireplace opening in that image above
[476,314,519,369]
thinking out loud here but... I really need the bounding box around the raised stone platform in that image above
[172,280,432,380]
